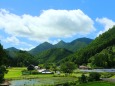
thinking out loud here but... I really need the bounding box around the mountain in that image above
[6,47,19,52]
[29,37,93,55]
[70,37,92,45]
[54,37,92,52]
[54,40,70,49]
[69,37,93,52]
[63,26,115,68]
[35,48,73,64]
[29,42,54,55]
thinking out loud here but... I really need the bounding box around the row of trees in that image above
[38,61,76,74]
[0,44,8,83]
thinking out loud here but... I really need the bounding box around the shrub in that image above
[88,72,101,81]
[31,70,39,74]
[78,74,87,84]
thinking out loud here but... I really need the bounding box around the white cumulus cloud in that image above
[4,36,34,47]
[0,9,95,42]
[96,17,115,35]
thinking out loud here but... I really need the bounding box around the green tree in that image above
[60,62,76,74]
[78,74,87,83]
[51,64,58,73]
[0,43,8,83]
[88,72,101,81]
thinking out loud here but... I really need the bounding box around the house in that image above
[27,64,35,71]
[41,70,53,74]
[79,65,89,70]
[38,69,46,72]
[34,66,40,70]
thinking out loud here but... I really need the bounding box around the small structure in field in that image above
[41,70,53,74]
[27,64,35,71]
[34,66,40,70]
[38,69,46,72]
[79,65,89,70]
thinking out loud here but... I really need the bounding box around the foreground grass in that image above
[5,67,26,79]
[78,81,115,86]
[5,67,54,80]
[5,67,78,79]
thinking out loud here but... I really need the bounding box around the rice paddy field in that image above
[5,67,77,85]
[4,67,115,86]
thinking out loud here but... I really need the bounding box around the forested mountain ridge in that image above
[55,37,92,52]
[5,37,92,67]
[29,42,54,55]
[29,37,93,55]
[63,26,115,68]
[6,47,19,52]
[35,48,73,64]
[6,50,38,67]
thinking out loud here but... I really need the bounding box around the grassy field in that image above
[5,68,115,85]
[5,67,78,85]
[78,81,115,86]
[5,67,85,79]
[5,67,54,79]
[5,67,26,79]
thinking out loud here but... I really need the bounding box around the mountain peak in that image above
[42,42,52,45]
[71,37,93,45]
[58,40,66,44]
[6,47,19,51]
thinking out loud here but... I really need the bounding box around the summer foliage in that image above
[64,26,115,68]
[0,44,8,82]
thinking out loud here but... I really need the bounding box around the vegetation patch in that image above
[78,81,115,86]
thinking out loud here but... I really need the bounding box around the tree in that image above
[52,64,58,73]
[78,74,87,83]
[0,44,8,83]
[60,62,76,74]
[88,72,101,81]
[44,63,51,70]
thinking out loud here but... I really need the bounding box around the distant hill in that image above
[63,26,115,68]
[29,37,93,55]
[6,47,19,52]
[68,37,93,51]
[29,42,54,55]
[6,50,38,66]
[35,48,73,64]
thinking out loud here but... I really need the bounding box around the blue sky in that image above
[0,0,115,50]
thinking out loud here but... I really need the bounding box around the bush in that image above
[0,66,8,83]
[22,70,31,75]
[88,72,101,81]
[78,74,87,84]
[101,73,114,78]
[31,70,39,74]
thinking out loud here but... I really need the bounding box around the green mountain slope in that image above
[29,42,54,55]
[35,48,73,64]
[6,47,19,52]
[69,37,92,51]
[6,50,38,66]
[89,45,115,68]
[63,26,115,68]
